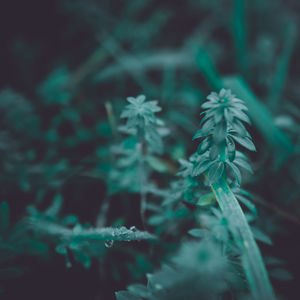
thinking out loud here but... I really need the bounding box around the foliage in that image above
[0,0,299,299]
[191,88,255,185]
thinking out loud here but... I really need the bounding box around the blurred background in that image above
[0,0,300,299]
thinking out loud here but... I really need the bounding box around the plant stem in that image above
[211,178,276,300]
[138,140,148,229]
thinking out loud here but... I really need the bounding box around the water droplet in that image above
[130,226,137,232]
[104,240,114,248]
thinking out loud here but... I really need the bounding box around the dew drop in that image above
[104,240,114,248]
[130,226,137,232]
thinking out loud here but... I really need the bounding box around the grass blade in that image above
[211,178,275,300]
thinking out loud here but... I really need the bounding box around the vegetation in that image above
[0,0,299,299]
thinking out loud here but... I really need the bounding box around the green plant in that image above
[192,88,275,299]
[110,95,167,224]
[1,1,299,299]
[117,89,277,300]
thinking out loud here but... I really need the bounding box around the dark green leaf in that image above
[197,137,210,154]
[227,162,242,185]
[231,134,256,151]
[208,162,224,184]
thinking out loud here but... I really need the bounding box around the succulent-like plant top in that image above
[191,88,256,185]
[121,95,163,129]
[120,95,166,154]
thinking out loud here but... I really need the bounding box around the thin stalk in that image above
[105,101,118,138]
[138,138,148,229]
[210,178,276,300]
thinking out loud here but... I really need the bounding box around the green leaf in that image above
[223,76,293,167]
[197,137,210,154]
[196,192,216,206]
[127,284,151,298]
[231,134,256,151]
[234,157,253,174]
[146,155,168,173]
[30,220,156,242]
[115,291,141,300]
[208,162,224,184]
[269,268,293,281]
[192,160,214,176]
[192,129,205,140]
[227,136,236,161]
[236,194,257,215]
[188,228,209,237]
[209,144,220,160]
[227,162,242,185]
[252,227,272,245]
[211,179,275,300]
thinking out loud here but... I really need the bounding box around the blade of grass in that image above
[232,0,248,76]
[268,22,297,112]
[211,178,276,300]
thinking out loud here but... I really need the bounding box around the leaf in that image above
[211,179,275,299]
[227,136,236,161]
[231,134,256,151]
[127,284,151,298]
[251,227,272,245]
[188,228,209,237]
[236,194,257,215]
[192,129,205,140]
[234,157,253,174]
[45,194,63,217]
[146,155,168,173]
[148,215,165,226]
[269,268,293,281]
[208,162,224,184]
[231,107,251,124]
[232,119,247,136]
[197,137,210,154]
[201,118,215,135]
[196,192,216,206]
[192,160,214,176]
[209,144,220,160]
[227,162,242,185]
[223,76,293,167]
[115,291,141,300]
[30,220,156,242]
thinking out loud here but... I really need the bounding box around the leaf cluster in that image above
[192,89,255,184]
